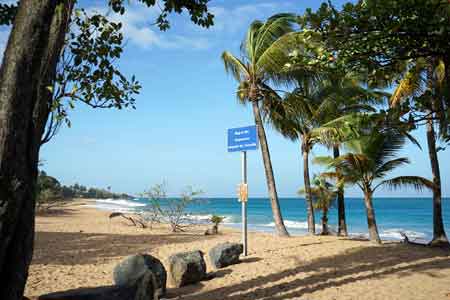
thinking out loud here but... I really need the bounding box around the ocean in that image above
[90,197,450,243]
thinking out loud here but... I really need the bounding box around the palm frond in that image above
[390,60,427,107]
[221,51,249,83]
[254,13,296,62]
[312,155,334,167]
[374,157,410,178]
[242,20,263,66]
[378,176,435,192]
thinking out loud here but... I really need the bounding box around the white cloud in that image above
[87,3,211,50]
[205,2,294,35]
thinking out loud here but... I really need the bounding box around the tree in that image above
[0,1,214,299]
[35,171,63,211]
[316,128,433,243]
[298,175,336,235]
[269,64,384,235]
[310,69,388,236]
[300,0,450,138]
[145,183,203,232]
[389,57,450,247]
[41,9,142,144]
[221,14,297,237]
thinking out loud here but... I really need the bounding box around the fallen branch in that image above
[109,212,148,229]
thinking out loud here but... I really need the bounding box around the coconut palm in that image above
[298,175,337,235]
[316,129,434,243]
[269,69,385,235]
[390,57,449,247]
[221,14,297,236]
[268,82,328,235]
[309,70,388,236]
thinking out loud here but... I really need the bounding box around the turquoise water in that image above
[92,197,450,242]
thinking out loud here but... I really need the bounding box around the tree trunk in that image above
[363,189,381,244]
[301,141,315,235]
[426,115,449,247]
[321,206,329,235]
[333,146,348,236]
[0,1,73,299]
[252,101,289,237]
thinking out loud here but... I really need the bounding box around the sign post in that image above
[227,125,257,257]
[241,151,248,256]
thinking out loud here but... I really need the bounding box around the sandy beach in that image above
[25,200,450,300]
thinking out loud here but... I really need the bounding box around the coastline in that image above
[88,197,438,243]
[26,199,450,300]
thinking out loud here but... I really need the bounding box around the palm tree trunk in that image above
[426,115,449,247]
[333,146,348,236]
[252,101,289,236]
[363,189,381,244]
[0,2,73,299]
[301,141,315,235]
[322,206,329,235]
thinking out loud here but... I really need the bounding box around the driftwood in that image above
[109,212,148,229]
[400,232,428,247]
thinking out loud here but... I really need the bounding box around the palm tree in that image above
[309,70,388,236]
[221,14,297,236]
[269,84,328,235]
[299,175,337,235]
[269,69,385,235]
[317,129,434,243]
[390,58,450,247]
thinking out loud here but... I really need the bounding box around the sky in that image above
[1,0,450,197]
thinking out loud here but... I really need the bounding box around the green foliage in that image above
[145,183,203,232]
[298,175,336,211]
[0,1,17,25]
[108,0,214,31]
[221,14,297,104]
[2,1,215,144]
[36,171,63,210]
[0,1,214,29]
[37,172,133,201]
[315,127,433,193]
[300,0,450,74]
[299,0,450,143]
[210,215,224,226]
[42,9,142,144]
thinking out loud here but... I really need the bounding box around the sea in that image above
[88,197,450,243]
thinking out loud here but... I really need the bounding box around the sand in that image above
[25,200,450,300]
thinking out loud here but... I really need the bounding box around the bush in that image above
[145,183,203,232]
[210,215,224,226]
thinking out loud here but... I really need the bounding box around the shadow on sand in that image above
[172,243,450,300]
[32,231,217,266]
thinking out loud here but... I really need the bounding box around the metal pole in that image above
[241,151,248,256]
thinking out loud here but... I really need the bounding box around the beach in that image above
[26,200,450,300]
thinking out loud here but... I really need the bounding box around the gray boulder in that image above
[167,250,206,287]
[209,243,243,269]
[114,254,166,297]
[38,272,156,300]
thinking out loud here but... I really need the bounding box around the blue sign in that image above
[227,125,258,152]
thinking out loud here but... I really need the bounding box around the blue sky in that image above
[1,0,449,197]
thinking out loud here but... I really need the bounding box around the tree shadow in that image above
[36,208,79,217]
[32,231,217,266]
[239,257,262,264]
[177,243,450,300]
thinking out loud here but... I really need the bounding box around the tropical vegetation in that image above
[221,0,449,247]
[0,0,449,299]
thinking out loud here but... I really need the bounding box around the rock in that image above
[38,273,156,300]
[204,225,218,235]
[208,243,243,269]
[114,254,167,297]
[167,250,207,287]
